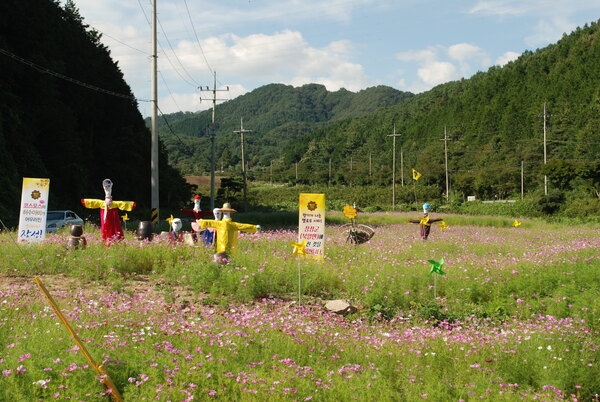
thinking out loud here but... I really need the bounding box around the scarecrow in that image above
[197,202,260,264]
[166,216,183,243]
[409,203,445,240]
[81,179,136,242]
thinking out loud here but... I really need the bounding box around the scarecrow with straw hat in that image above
[197,202,260,264]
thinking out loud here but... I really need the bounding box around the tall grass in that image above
[0,216,599,400]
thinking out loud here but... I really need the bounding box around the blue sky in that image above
[68,0,600,116]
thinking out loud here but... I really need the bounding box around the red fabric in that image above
[100,208,124,241]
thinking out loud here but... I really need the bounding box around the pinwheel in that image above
[427,258,446,275]
[512,219,521,228]
[439,220,449,231]
[291,239,307,256]
[427,258,446,298]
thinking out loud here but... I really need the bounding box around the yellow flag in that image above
[412,168,422,181]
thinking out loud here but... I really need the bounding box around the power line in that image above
[157,16,200,86]
[183,0,213,75]
[0,47,149,102]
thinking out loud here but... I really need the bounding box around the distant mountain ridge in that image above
[154,84,413,174]
[155,20,600,209]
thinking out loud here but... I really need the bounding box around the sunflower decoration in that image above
[343,205,358,221]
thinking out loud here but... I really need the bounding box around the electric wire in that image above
[182,0,213,75]
[0,47,149,102]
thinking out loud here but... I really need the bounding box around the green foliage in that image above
[1,218,599,400]
[0,0,193,226]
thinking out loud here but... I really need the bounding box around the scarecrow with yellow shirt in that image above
[197,202,260,264]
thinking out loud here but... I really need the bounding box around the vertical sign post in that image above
[298,193,325,259]
[17,177,50,243]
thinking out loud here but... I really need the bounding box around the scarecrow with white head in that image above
[197,202,260,264]
[409,203,445,240]
[81,179,136,242]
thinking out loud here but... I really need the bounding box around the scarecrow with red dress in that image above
[81,179,136,242]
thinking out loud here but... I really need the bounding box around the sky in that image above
[67,0,600,117]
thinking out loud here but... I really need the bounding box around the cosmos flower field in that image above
[0,213,599,401]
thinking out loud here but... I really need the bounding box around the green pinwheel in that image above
[427,258,446,275]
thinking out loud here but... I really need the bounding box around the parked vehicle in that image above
[46,210,84,233]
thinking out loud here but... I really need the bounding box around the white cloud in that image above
[395,44,492,93]
[496,51,520,66]
[417,61,457,87]
[468,0,533,17]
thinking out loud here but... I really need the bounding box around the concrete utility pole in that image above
[441,126,451,201]
[543,102,548,196]
[199,72,229,211]
[387,124,401,210]
[233,118,252,211]
[150,0,159,224]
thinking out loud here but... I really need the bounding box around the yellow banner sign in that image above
[298,193,325,259]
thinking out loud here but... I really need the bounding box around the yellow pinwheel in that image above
[291,239,307,256]
[121,213,129,222]
[439,220,448,230]
[512,219,521,228]
[166,214,175,225]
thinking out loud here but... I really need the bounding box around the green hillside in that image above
[155,21,600,217]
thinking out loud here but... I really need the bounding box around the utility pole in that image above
[441,126,451,201]
[199,72,229,211]
[387,124,401,210]
[521,160,524,200]
[233,117,252,211]
[150,0,159,224]
[542,102,548,196]
[400,147,404,186]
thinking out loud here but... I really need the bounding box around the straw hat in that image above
[219,202,237,213]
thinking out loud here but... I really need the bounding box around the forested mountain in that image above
[0,0,191,225]
[156,84,413,175]
[157,20,600,210]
